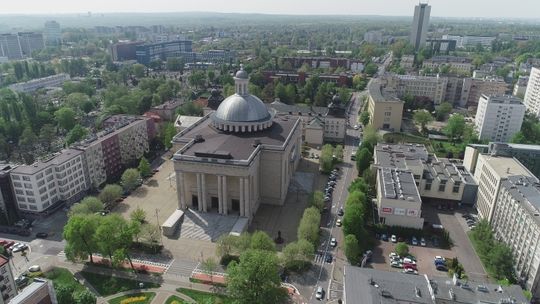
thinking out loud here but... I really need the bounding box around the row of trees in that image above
[319,144,343,173]
[343,178,372,265]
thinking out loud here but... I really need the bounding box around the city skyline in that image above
[2,0,540,19]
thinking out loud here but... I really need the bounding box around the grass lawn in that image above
[431,140,467,158]
[108,292,155,304]
[45,268,86,292]
[383,132,429,145]
[165,295,189,304]
[81,272,161,297]
[177,288,234,304]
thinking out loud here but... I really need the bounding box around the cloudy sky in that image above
[3,0,539,19]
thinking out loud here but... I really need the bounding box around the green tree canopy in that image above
[98,184,123,207]
[356,148,372,174]
[413,110,434,133]
[395,242,409,256]
[54,107,77,131]
[282,239,314,271]
[344,234,361,265]
[63,214,100,263]
[444,114,466,144]
[121,168,141,192]
[250,231,276,252]
[359,111,370,126]
[66,124,87,145]
[138,157,151,178]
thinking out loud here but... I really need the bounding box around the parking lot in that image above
[368,204,488,281]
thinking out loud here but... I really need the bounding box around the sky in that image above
[2,0,540,19]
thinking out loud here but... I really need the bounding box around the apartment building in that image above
[399,55,415,69]
[373,143,478,228]
[8,73,70,93]
[74,115,155,188]
[110,41,144,61]
[474,95,525,143]
[135,40,192,65]
[468,143,540,179]
[367,78,404,131]
[10,149,88,213]
[469,153,536,222]
[44,20,61,45]
[364,30,383,44]
[524,66,540,117]
[278,56,364,72]
[514,75,529,97]
[262,70,353,88]
[442,35,496,48]
[460,76,509,107]
[410,3,431,50]
[391,74,448,105]
[0,34,23,60]
[422,56,473,75]
[491,175,540,297]
[9,279,57,304]
[0,256,17,303]
[17,32,44,57]
[0,164,18,225]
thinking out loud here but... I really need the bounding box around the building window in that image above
[24,183,32,189]
[439,183,446,192]
[425,182,432,191]
[22,176,30,181]
[13,182,22,188]
[11,175,20,180]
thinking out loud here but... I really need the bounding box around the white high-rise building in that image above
[524,66,540,117]
[44,20,62,45]
[410,3,431,50]
[474,94,525,143]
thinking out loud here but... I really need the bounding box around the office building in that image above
[73,115,156,188]
[0,255,17,303]
[262,70,352,88]
[373,143,477,228]
[10,149,88,213]
[110,41,144,61]
[474,95,525,143]
[268,95,347,145]
[400,55,415,69]
[135,40,192,65]
[442,35,496,49]
[171,67,302,222]
[364,31,383,44]
[278,57,364,72]
[514,75,529,97]
[10,279,57,304]
[179,50,237,65]
[469,153,536,222]
[0,164,18,225]
[367,78,404,131]
[524,67,540,117]
[460,76,509,108]
[44,21,61,45]
[491,175,540,298]
[0,34,23,60]
[410,3,431,50]
[390,74,448,105]
[8,73,70,93]
[343,266,528,304]
[425,38,457,54]
[422,56,473,75]
[17,32,44,57]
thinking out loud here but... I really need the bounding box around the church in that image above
[172,66,303,222]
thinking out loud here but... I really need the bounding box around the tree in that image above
[132,64,146,78]
[364,63,378,76]
[55,107,77,131]
[342,203,367,243]
[413,110,434,134]
[19,127,37,153]
[282,239,314,271]
[98,184,123,207]
[95,214,137,265]
[73,290,97,304]
[39,123,56,151]
[344,234,361,265]
[63,215,100,263]
[250,231,276,252]
[356,148,372,174]
[69,197,104,216]
[55,284,75,304]
[138,157,151,178]
[227,250,288,304]
[444,114,466,144]
[121,168,141,192]
[359,111,370,126]
[319,144,334,173]
[66,124,87,145]
[435,102,453,121]
[166,57,184,72]
[297,207,321,246]
[130,207,147,224]
[162,122,177,149]
[309,191,325,211]
[188,71,207,90]
[395,242,409,256]
[361,125,380,151]
[334,145,344,162]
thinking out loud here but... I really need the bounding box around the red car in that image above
[403,262,417,270]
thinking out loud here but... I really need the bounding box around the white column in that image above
[176,171,186,209]
[244,177,250,219]
[201,173,207,212]
[196,173,203,211]
[223,175,228,215]
[239,177,244,217]
[217,175,223,214]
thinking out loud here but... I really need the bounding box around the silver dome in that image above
[214,94,270,122]
[235,69,248,79]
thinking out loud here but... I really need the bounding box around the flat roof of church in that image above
[175,116,298,161]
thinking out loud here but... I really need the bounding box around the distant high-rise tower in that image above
[410,2,431,51]
[44,20,62,45]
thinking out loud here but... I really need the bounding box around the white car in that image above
[391,235,397,243]
[336,219,342,227]
[315,286,324,300]
[353,125,359,130]
[28,265,41,272]
[403,258,416,265]
[12,244,27,253]
[420,237,426,247]
[412,236,418,246]
[330,238,337,247]
[403,268,419,275]
[389,252,399,259]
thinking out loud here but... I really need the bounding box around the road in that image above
[306,90,367,303]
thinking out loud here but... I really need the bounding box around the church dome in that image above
[211,65,274,133]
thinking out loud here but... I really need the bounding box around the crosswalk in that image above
[313,251,332,264]
[165,258,199,277]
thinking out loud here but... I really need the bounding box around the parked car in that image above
[325,254,333,263]
[35,232,48,238]
[391,261,403,268]
[403,263,417,270]
[316,286,325,300]
[28,265,41,272]
[338,208,344,216]
[14,275,28,287]
[391,235,397,243]
[336,219,342,227]
[420,237,426,247]
[411,236,418,246]
[381,234,388,242]
[12,244,27,253]
[389,252,399,259]
[436,264,448,271]
[403,268,418,275]
[354,125,359,130]
[330,238,337,247]
[403,258,416,265]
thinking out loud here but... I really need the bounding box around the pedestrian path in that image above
[179,209,238,241]
[165,258,199,277]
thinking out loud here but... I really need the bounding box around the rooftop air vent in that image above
[194,135,205,143]
[253,139,261,147]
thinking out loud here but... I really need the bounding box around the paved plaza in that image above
[178,209,239,241]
